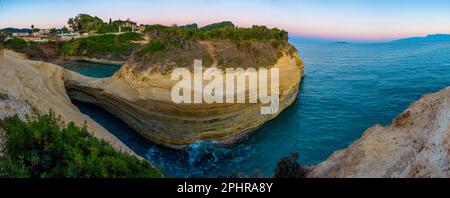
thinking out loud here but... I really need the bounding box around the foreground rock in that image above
[66,42,304,149]
[309,87,450,178]
[0,50,135,155]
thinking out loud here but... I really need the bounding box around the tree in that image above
[0,31,5,43]
[200,21,235,31]
[68,18,76,32]
[49,28,58,38]
[0,111,162,178]
[61,26,69,34]
[0,31,5,54]
[70,14,103,33]
[31,25,39,33]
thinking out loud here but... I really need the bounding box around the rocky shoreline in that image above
[0,50,136,156]
[59,56,125,65]
[308,86,450,178]
[1,44,304,150]
[65,49,304,149]
[3,47,450,177]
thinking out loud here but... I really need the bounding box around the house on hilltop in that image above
[117,19,139,32]
[12,32,30,37]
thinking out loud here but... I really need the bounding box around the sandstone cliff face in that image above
[309,87,450,178]
[0,50,136,155]
[65,46,304,149]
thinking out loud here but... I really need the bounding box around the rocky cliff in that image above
[0,50,135,155]
[308,87,450,178]
[65,42,304,149]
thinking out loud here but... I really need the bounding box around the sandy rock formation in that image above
[65,46,304,149]
[309,87,450,178]
[0,50,135,155]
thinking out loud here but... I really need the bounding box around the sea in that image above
[64,39,450,177]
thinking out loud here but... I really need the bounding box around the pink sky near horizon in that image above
[2,0,450,42]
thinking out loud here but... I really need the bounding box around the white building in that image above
[39,29,51,35]
[12,32,30,37]
[58,32,81,41]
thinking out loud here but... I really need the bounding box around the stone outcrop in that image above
[65,45,304,149]
[0,50,135,155]
[308,87,450,178]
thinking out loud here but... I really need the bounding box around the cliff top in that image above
[5,14,300,73]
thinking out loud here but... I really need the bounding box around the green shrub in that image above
[4,38,50,59]
[57,33,141,59]
[142,40,166,53]
[0,92,8,100]
[143,21,288,43]
[20,44,47,59]
[199,21,235,31]
[4,38,27,50]
[117,32,141,42]
[0,111,161,178]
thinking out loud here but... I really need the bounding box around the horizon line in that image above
[2,25,443,43]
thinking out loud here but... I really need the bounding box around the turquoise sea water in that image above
[62,61,121,78]
[71,40,450,177]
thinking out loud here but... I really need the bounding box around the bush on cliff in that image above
[4,38,27,50]
[134,22,294,71]
[199,21,235,31]
[0,111,161,178]
[57,32,141,60]
[4,38,50,59]
[144,21,288,42]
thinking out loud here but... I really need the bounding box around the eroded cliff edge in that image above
[65,41,304,149]
[0,50,136,155]
[308,87,450,178]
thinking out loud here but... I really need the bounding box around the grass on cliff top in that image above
[133,23,295,72]
[57,32,141,60]
[4,38,49,59]
[0,110,161,178]
[143,21,288,42]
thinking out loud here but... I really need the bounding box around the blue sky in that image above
[1,0,450,41]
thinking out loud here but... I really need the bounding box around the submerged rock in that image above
[309,87,450,178]
[274,152,309,178]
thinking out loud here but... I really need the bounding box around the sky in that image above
[1,0,450,42]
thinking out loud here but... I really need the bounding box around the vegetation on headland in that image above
[142,21,288,42]
[5,14,297,69]
[4,37,27,49]
[58,32,142,60]
[0,110,162,178]
[67,14,135,34]
[0,30,6,46]
[3,38,50,59]
[66,14,288,42]
[132,21,295,72]
[3,32,141,60]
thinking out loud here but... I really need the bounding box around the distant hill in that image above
[392,34,450,43]
[199,21,235,31]
[2,28,33,34]
[289,36,331,44]
[335,41,350,44]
